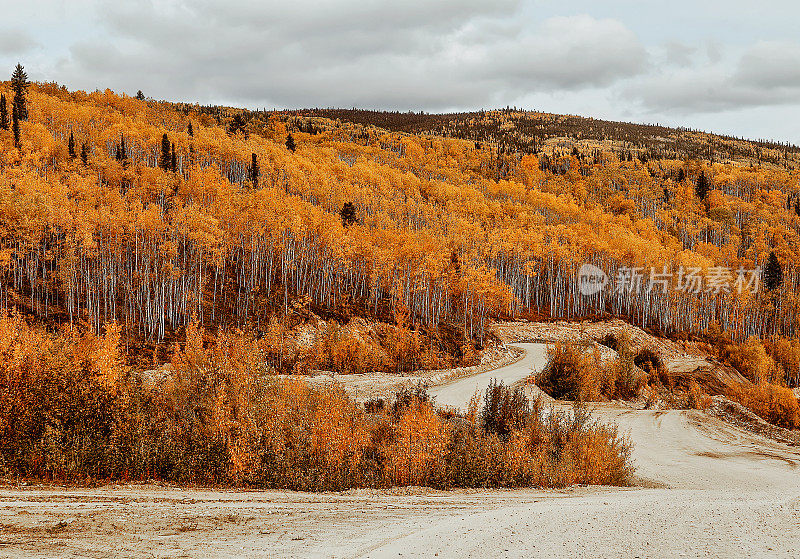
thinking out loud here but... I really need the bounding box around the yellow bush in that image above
[727,382,800,430]
[0,315,635,489]
[721,336,779,384]
[687,381,711,410]
[537,340,643,401]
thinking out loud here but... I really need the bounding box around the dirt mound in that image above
[493,319,750,396]
[707,396,800,446]
[668,361,750,394]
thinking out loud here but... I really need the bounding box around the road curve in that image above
[428,343,549,410]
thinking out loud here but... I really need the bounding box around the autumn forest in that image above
[1,63,799,486]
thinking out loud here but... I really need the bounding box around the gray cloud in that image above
[735,40,800,89]
[52,1,646,110]
[664,41,696,67]
[470,15,647,90]
[626,40,800,114]
[0,29,39,55]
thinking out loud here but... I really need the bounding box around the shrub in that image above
[599,333,619,351]
[307,319,456,375]
[726,382,800,430]
[537,340,643,401]
[364,397,386,413]
[391,383,432,420]
[0,313,125,479]
[0,315,635,489]
[634,348,664,380]
[718,336,780,384]
[687,381,711,410]
[764,337,800,387]
[536,342,596,400]
[310,322,389,375]
[480,380,529,440]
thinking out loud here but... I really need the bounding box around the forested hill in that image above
[1,75,800,364]
[296,108,800,169]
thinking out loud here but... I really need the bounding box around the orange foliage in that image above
[726,382,800,430]
[0,315,633,489]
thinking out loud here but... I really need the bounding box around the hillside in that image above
[1,79,800,384]
[297,108,800,169]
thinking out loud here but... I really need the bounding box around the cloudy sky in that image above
[3,0,800,143]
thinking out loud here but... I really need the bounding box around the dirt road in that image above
[428,343,549,409]
[2,345,799,558]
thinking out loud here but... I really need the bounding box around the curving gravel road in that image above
[428,343,549,410]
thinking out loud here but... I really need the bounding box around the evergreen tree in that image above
[0,94,7,130]
[187,122,193,137]
[677,167,685,182]
[695,170,709,200]
[80,143,88,165]
[249,153,259,188]
[68,132,76,158]
[115,134,127,162]
[286,133,296,152]
[340,202,357,227]
[228,114,247,136]
[11,107,20,148]
[136,90,145,100]
[159,133,171,170]
[763,251,783,292]
[10,63,29,121]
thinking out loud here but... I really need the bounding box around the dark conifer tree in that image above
[159,133,171,170]
[80,143,89,165]
[187,122,194,137]
[677,167,685,182]
[0,94,7,130]
[340,202,357,227]
[136,90,145,100]
[68,132,76,158]
[227,114,247,136]
[10,63,29,121]
[11,107,20,148]
[249,153,259,188]
[286,133,296,152]
[695,170,709,200]
[763,251,783,292]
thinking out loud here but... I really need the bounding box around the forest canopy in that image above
[0,76,799,362]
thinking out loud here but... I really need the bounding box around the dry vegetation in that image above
[529,321,800,432]
[535,334,647,402]
[701,322,800,429]
[0,314,633,488]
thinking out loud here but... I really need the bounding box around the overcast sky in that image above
[3,0,800,143]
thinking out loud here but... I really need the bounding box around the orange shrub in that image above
[537,341,643,401]
[0,315,635,489]
[726,382,800,430]
[720,336,780,384]
[687,381,711,410]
